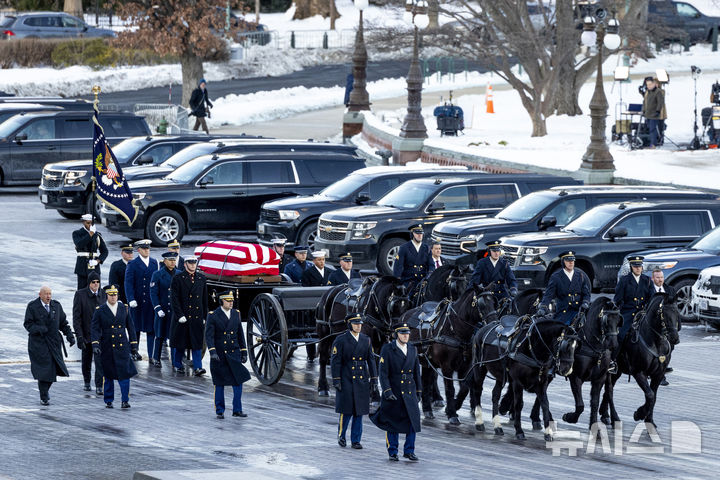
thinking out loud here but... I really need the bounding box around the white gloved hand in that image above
[129,300,138,308]
[178,316,187,324]
[157,310,165,318]
[88,259,98,267]
[89,224,96,233]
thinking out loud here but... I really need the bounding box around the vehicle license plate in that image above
[258,225,265,234]
[699,299,708,310]
[41,194,48,203]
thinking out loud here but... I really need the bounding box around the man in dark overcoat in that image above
[302,250,332,286]
[470,240,518,301]
[125,239,158,360]
[170,256,208,376]
[370,322,422,462]
[329,253,361,286]
[393,225,433,292]
[24,285,75,405]
[614,255,653,341]
[109,244,134,304]
[537,251,591,325]
[149,252,180,368]
[72,271,106,394]
[73,213,108,289]
[331,313,377,449]
[205,291,251,419]
[91,284,138,409]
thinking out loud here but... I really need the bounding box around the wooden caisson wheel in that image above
[246,293,288,385]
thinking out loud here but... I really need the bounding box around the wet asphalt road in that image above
[1,193,720,479]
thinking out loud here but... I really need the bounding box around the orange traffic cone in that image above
[485,84,495,114]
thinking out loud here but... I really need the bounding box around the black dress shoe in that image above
[217,413,224,419]
[388,454,399,462]
[665,367,673,373]
[121,401,130,409]
[232,412,247,417]
[96,387,103,395]
[351,442,363,449]
[193,368,206,376]
[149,359,161,367]
[403,453,419,461]
[173,366,185,374]
[83,383,91,391]
[106,402,113,408]
[660,377,669,386]
[338,437,346,448]
[40,399,49,406]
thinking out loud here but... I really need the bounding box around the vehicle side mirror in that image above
[539,215,557,230]
[355,194,370,204]
[694,12,701,18]
[199,176,214,187]
[428,202,445,213]
[83,25,88,31]
[608,226,628,240]
[136,154,154,165]
[15,133,27,143]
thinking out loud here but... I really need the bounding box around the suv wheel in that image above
[297,221,317,250]
[147,209,185,246]
[378,238,405,276]
[58,210,81,220]
[672,278,696,323]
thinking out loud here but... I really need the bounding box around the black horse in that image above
[357,276,412,355]
[561,297,622,431]
[315,277,375,396]
[404,284,498,424]
[412,264,470,306]
[600,294,680,428]
[470,315,578,440]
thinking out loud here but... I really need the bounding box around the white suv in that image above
[691,265,720,329]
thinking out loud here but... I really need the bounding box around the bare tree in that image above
[63,0,82,17]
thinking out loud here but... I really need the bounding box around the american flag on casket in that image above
[195,241,280,276]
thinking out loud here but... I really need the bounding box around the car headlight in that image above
[646,261,678,270]
[64,170,86,186]
[278,210,300,221]
[522,246,547,255]
[351,221,377,238]
[519,246,547,265]
[459,233,483,253]
[133,192,146,201]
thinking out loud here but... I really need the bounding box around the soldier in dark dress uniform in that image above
[167,239,184,266]
[538,251,591,325]
[91,284,138,409]
[149,252,180,367]
[205,291,251,419]
[614,255,653,341]
[470,240,518,301]
[24,286,75,405]
[125,239,158,360]
[72,271,106,394]
[329,253,361,286]
[331,314,377,449]
[393,225,433,292]
[302,250,333,286]
[170,256,208,376]
[73,213,108,289]
[272,237,293,275]
[370,322,422,462]
[108,245,134,304]
[285,246,312,283]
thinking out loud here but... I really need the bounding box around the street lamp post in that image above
[577,15,621,184]
[399,0,429,140]
[347,0,370,112]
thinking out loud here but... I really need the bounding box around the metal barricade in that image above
[133,104,190,134]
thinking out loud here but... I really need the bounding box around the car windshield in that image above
[110,137,150,164]
[0,115,30,138]
[318,175,367,200]
[377,182,437,209]
[0,112,16,124]
[496,191,556,221]
[165,157,214,183]
[162,143,217,168]
[562,207,620,236]
[689,226,720,253]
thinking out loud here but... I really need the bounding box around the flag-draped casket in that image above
[195,241,280,278]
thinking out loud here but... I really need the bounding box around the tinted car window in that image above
[18,119,55,140]
[547,198,587,225]
[203,162,244,185]
[676,2,700,16]
[433,186,470,211]
[663,212,704,236]
[368,177,401,199]
[138,144,174,165]
[63,117,91,138]
[305,159,359,183]
[472,184,517,209]
[62,16,83,28]
[247,161,295,184]
[103,117,147,137]
[615,213,652,237]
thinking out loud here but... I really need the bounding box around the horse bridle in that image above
[632,301,676,363]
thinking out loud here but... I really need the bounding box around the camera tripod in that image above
[690,69,706,150]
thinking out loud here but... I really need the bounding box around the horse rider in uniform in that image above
[109,245,134,304]
[271,237,293,274]
[331,313,377,449]
[91,284,138,409]
[370,322,422,462]
[614,255,653,342]
[537,251,591,325]
[149,252,180,368]
[73,213,108,289]
[329,252,361,286]
[125,239,157,360]
[284,246,311,283]
[393,225,433,292]
[470,240,518,302]
[206,291,251,419]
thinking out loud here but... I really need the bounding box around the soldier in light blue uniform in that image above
[537,251,591,325]
[284,245,312,283]
[125,239,158,360]
[393,225,433,291]
[149,252,180,367]
[470,240,518,301]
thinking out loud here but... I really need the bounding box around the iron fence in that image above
[133,104,190,134]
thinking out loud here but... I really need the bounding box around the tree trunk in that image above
[530,108,547,137]
[428,0,439,29]
[554,0,582,115]
[330,0,336,30]
[256,0,260,23]
[64,0,83,17]
[293,0,335,20]
[180,51,204,108]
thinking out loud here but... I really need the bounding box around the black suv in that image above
[314,174,577,275]
[0,110,150,186]
[501,200,720,292]
[432,186,718,265]
[38,134,256,219]
[101,150,366,245]
[649,0,720,43]
[256,164,478,250]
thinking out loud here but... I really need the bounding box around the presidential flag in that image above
[92,101,138,226]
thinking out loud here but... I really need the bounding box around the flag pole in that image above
[91,85,101,225]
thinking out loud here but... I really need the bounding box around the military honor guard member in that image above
[537,251,591,325]
[91,284,138,409]
[72,271,106,394]
[370,322,422,462]
[302,250,333,286]
[393,225,433,290]
[331,314,377,449]
[149,252,180,367]
[73,213,108,289]
[170,256,209,376]
[329,253,361,286]
[614,255,653,341]
[470,240,518,301]
[271,237,293,274]
[24,286,75,405]
[284,245,311,283]
[109,244,134,304]
[205,291,251,419]
[167,239,184,266]
[125,239,158,360]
